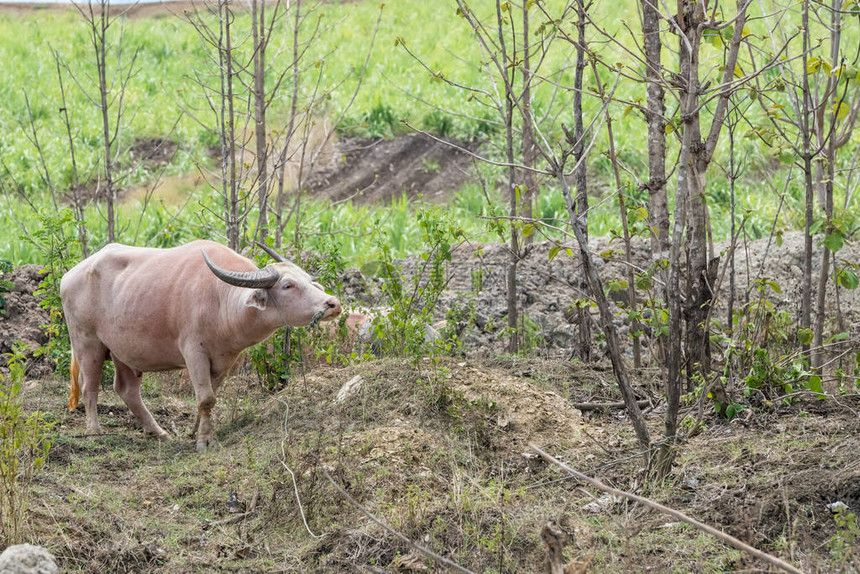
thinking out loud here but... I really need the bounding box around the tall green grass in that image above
[1,1,858,267]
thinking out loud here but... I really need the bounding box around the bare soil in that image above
[16,358,860,573]
[304,134,475,205]
[0,264,53,379]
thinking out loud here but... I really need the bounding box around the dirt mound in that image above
[304,134,475,205]
[360,230,860,359]
[0,264,52,377]
[20,353,859,573]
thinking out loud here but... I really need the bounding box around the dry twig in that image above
[322,469,474,574]
[529,443,805,574]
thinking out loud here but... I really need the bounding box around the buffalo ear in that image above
[245,289,268,311]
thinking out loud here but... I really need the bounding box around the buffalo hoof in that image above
[85,425,103,436]
[196,440,211,453]
[149,431,171,442]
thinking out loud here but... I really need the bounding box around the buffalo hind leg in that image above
[112,357,169,440]
[77,345,108,435]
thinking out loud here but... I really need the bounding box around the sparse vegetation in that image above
[0,347,52,547]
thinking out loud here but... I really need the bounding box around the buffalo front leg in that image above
[185,357,217,452]
[112,358,170,440]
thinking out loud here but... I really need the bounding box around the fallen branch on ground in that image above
[323,468,474,574]
[529,443,804,574]
[208,489,260,528]
[572,399,650,412]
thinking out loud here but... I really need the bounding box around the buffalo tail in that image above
[69,354,81,412]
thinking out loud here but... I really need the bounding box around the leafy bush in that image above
[0,346,53,546]
[24,208,82,376]
[0,260,13,315]
[369,206,464,357]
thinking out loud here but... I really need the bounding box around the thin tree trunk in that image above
[55,51,88,257]
[275,0,301,249]
[520,1,537,241]
[799,0,814,363]
[598,68,640,369]
[812,0,843,369]
[640,0,667,256]
[559,170,651,459]
[498,0,519,354]
[572,0,591,362]
[95,3,115,242]
[679,11,709,395]
[224,3,239,250]
[252,0,269,243]
[813,150,835,369]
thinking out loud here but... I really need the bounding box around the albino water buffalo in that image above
[61,240,341,450]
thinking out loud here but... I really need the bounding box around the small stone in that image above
[0,544,59,574]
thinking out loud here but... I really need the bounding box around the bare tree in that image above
[73,0,140,243]
[754,0,860,368]
[640,0,668,256]
[53,49,89,258]
[520,0,538,244]
[251,0,271,244]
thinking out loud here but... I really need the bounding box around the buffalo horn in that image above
[255,241,289,263]
[202,250,279,289]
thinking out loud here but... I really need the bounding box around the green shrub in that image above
[369,205,464,357]
[0,346,53,546]
[0,260,13,315]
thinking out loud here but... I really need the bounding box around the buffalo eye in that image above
[282,281,294,290]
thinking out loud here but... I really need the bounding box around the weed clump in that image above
[0,347,53,546]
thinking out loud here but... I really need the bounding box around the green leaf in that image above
[807,374,823,394]
[775,230,784,247]
[725,403,737,419]
[824,232,844,253]
[605,278,627,294]
[810,218,825,235]
[807,56,821,74]
[832,101,849,121]
[635,273,652,291]
[778,150,795,165]
[838,268,859,290]
[798,328,814,345]
[549,245,561,261]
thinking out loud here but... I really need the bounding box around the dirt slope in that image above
[304,134,475,205]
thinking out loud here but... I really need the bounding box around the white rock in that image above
[0,544,58,574]
[335,375,363,404]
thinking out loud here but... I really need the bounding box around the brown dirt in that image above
[0,1,227,20]
[304,134,475,205]
[0,264,53,378]
[14,357,860,573]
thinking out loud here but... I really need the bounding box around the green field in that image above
[0,0,858,266]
